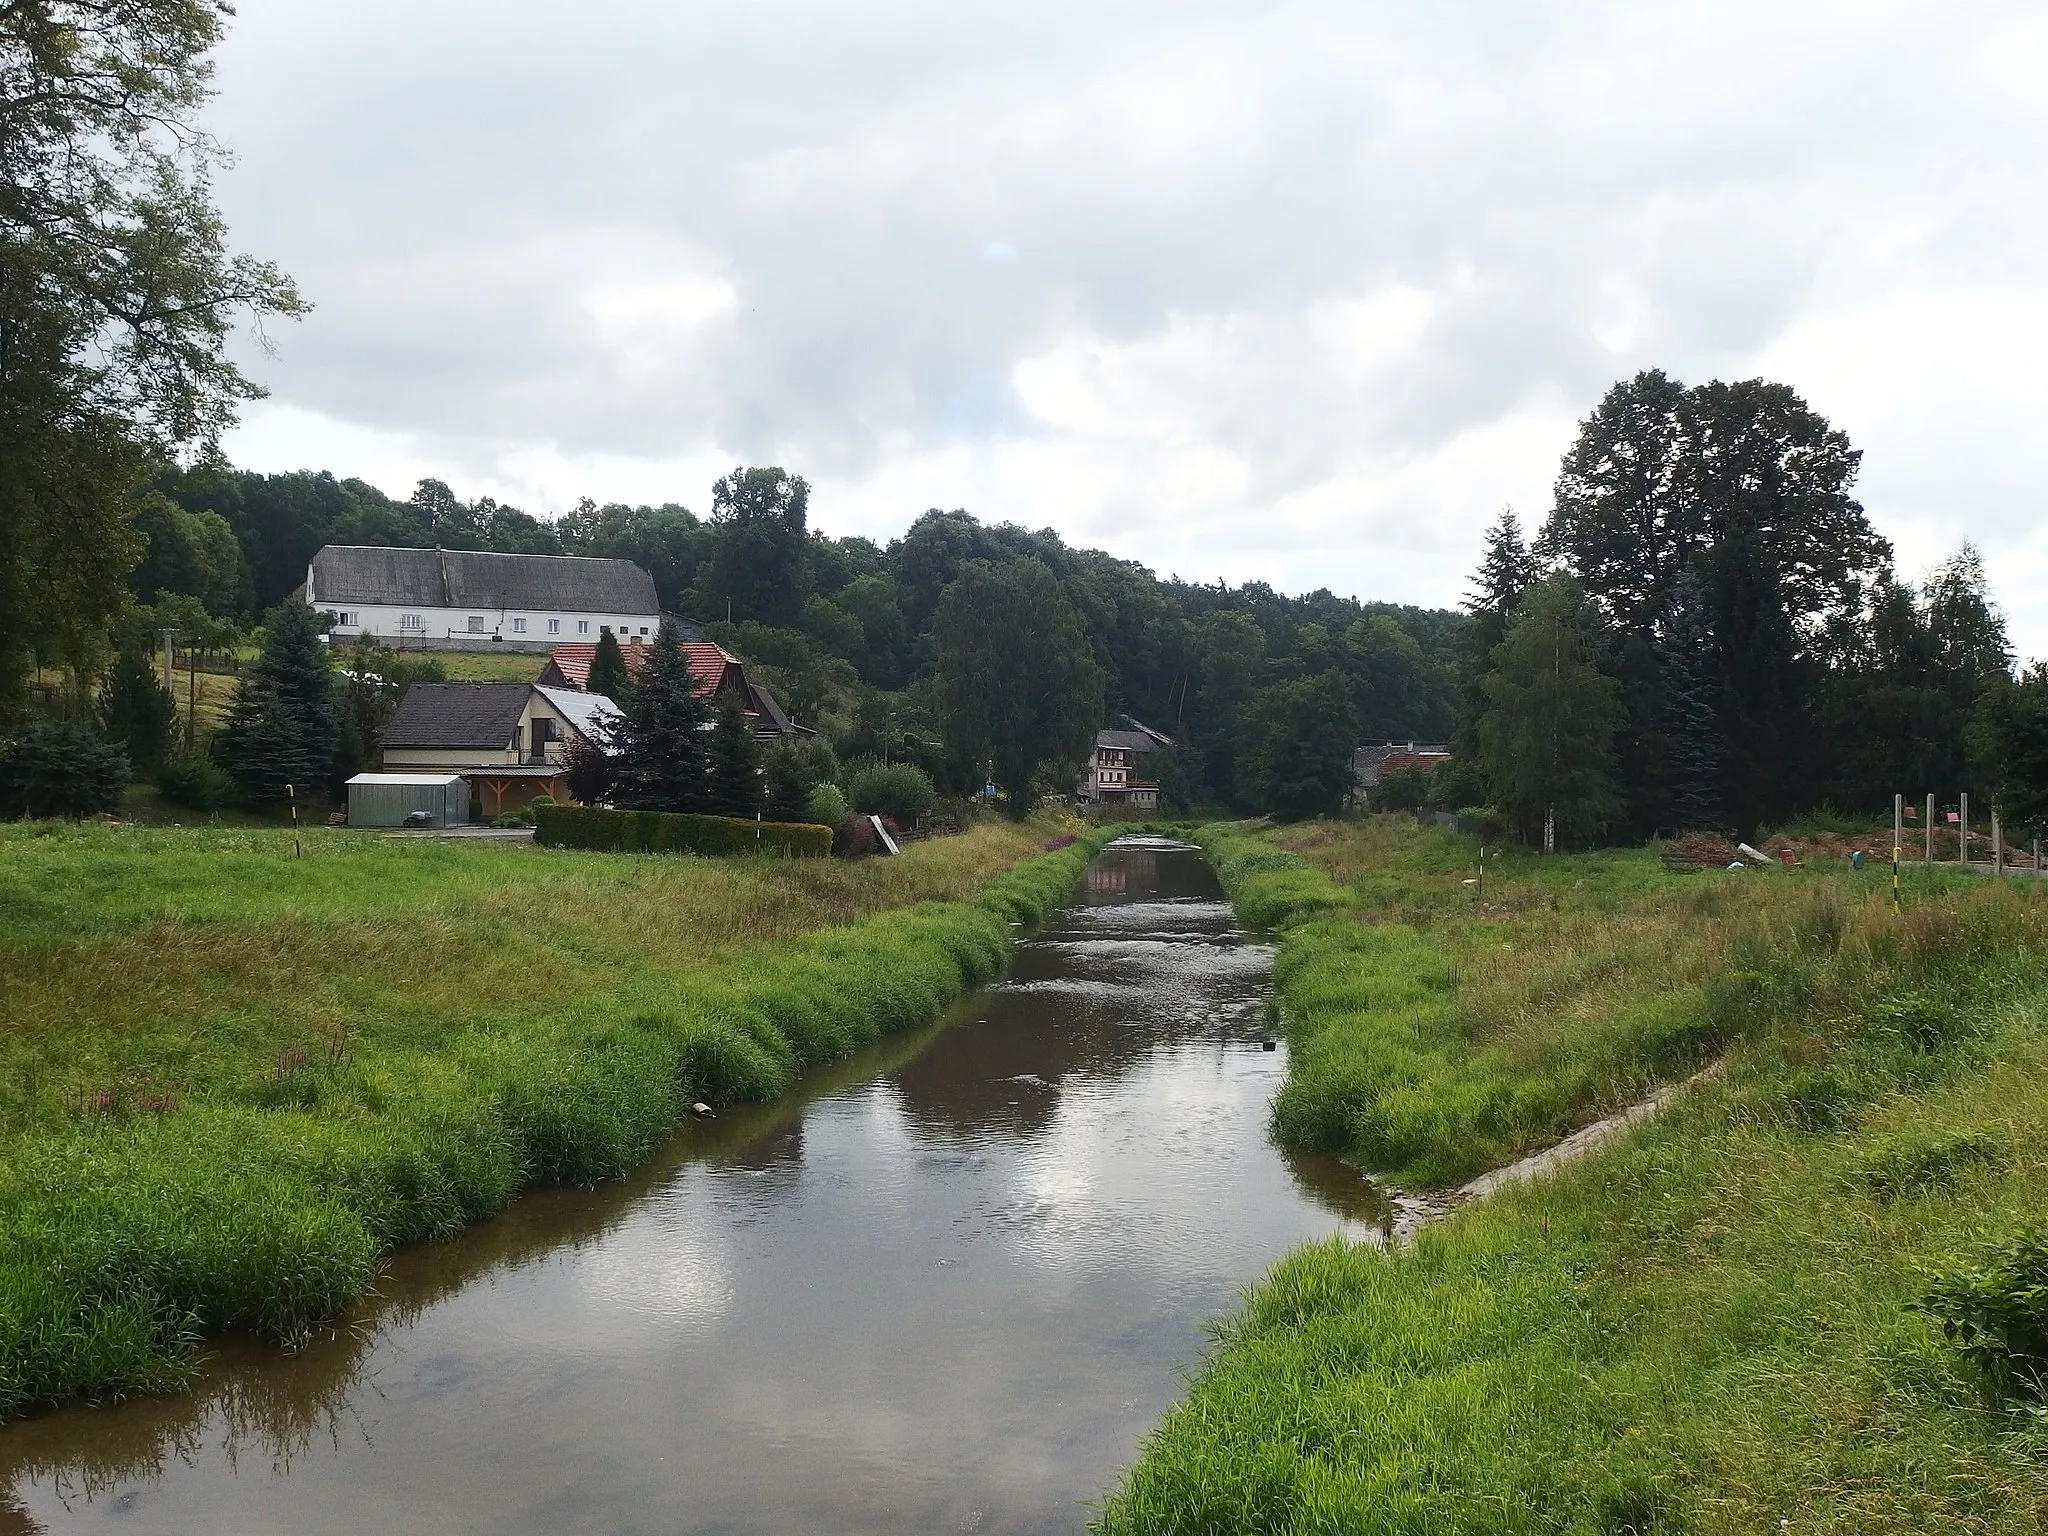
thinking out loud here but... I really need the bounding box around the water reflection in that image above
[0,836,1381,1536]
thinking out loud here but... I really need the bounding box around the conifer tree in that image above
[588,626,633,702]
[1464,507,1538,658]
[0,719,130,819]
[216,601,335,805]
[215,684,312,806]
[611,618,710,812]
[1444,508,1538,808]
[100,649,176,776]
[762,740,814,822]
[706,697,765,817]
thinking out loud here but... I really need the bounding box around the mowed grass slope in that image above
[0,819,1099,1419]
[1098,819,2048,1533]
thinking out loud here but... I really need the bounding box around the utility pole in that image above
[1961,792,1970,868]
[1993,811,2004,876]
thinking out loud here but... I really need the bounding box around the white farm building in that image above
[301,545,670,650]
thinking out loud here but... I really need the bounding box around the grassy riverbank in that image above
[1099,819,2048,1533]
[0,818,1105,1421]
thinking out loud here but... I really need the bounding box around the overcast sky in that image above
[208,2,2048,652]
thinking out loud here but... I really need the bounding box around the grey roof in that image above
[533,684,620,745]
[383,683,532,750]
[309,546,659,614]
[1096,728,1164,753]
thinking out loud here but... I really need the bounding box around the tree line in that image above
[104,462,1464,818]
[1440,370,2031,845]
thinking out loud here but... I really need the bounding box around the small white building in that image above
[303,545,667,650]
[380,681,621,817]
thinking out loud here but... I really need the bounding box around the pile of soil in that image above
[1665,832,1738,866]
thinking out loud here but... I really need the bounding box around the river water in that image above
[0,836,1380,1536]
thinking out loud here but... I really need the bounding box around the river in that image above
[0,835,1381,1536]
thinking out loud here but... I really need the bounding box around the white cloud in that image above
[209,1,2048,648]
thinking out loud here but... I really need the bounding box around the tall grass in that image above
[0,820,1112,1420]
[1099,820,2048,1532]
[1197,819,1998,1187]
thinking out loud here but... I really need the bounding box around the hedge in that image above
[533,802,834,858]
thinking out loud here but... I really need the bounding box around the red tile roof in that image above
[543,639,737,698]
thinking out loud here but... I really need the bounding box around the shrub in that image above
[0,719,131,819]
[158,754,235,812]
[1922,1224,2048,1398]
[843,758,935,823]
[1370,762,1432,812]
[532,802,832,858]
[806,781,848,826]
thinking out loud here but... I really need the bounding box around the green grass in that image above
[0,817,1109,1420]
[1098,818,2048,1532]
[1199,818,1991,1188]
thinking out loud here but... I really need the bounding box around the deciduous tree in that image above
[1477,577,1625,849]
[1,1,303,718]
[935,559,1103,817]
[700,467,811,627]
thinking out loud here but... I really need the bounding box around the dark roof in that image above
[309,546,659,613]
[383,683,532,750]
[1096,728,1164,753]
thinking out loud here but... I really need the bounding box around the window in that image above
[401,613,424,631]
[637,626,649,636]
[468,616,486,633]
[548,618,561,635]
[578,620,589,635]
[512,617,527,634]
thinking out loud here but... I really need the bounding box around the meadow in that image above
[1098,818,2048,1533]
[0,818,1104,1420]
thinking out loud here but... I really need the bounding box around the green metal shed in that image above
[346,772,472,828]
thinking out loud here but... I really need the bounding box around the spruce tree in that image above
[1463,507,1538,657]
[1656,571,1723,831]
[706,697,765,817]
[215,684,311,806]
[0,719,130,819]
[216,600,335,804]
[100,648,176,776]
[611,618,710,812]
[1448,508,1538,806]
[588,626,633,701]
[762,739,813,823]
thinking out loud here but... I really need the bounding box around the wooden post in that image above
[1892,794,1903,916]
[1993,812,2004,876]
[1961,792,1969,868]
[1925,793,1934,865]
[288,783,302,859]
